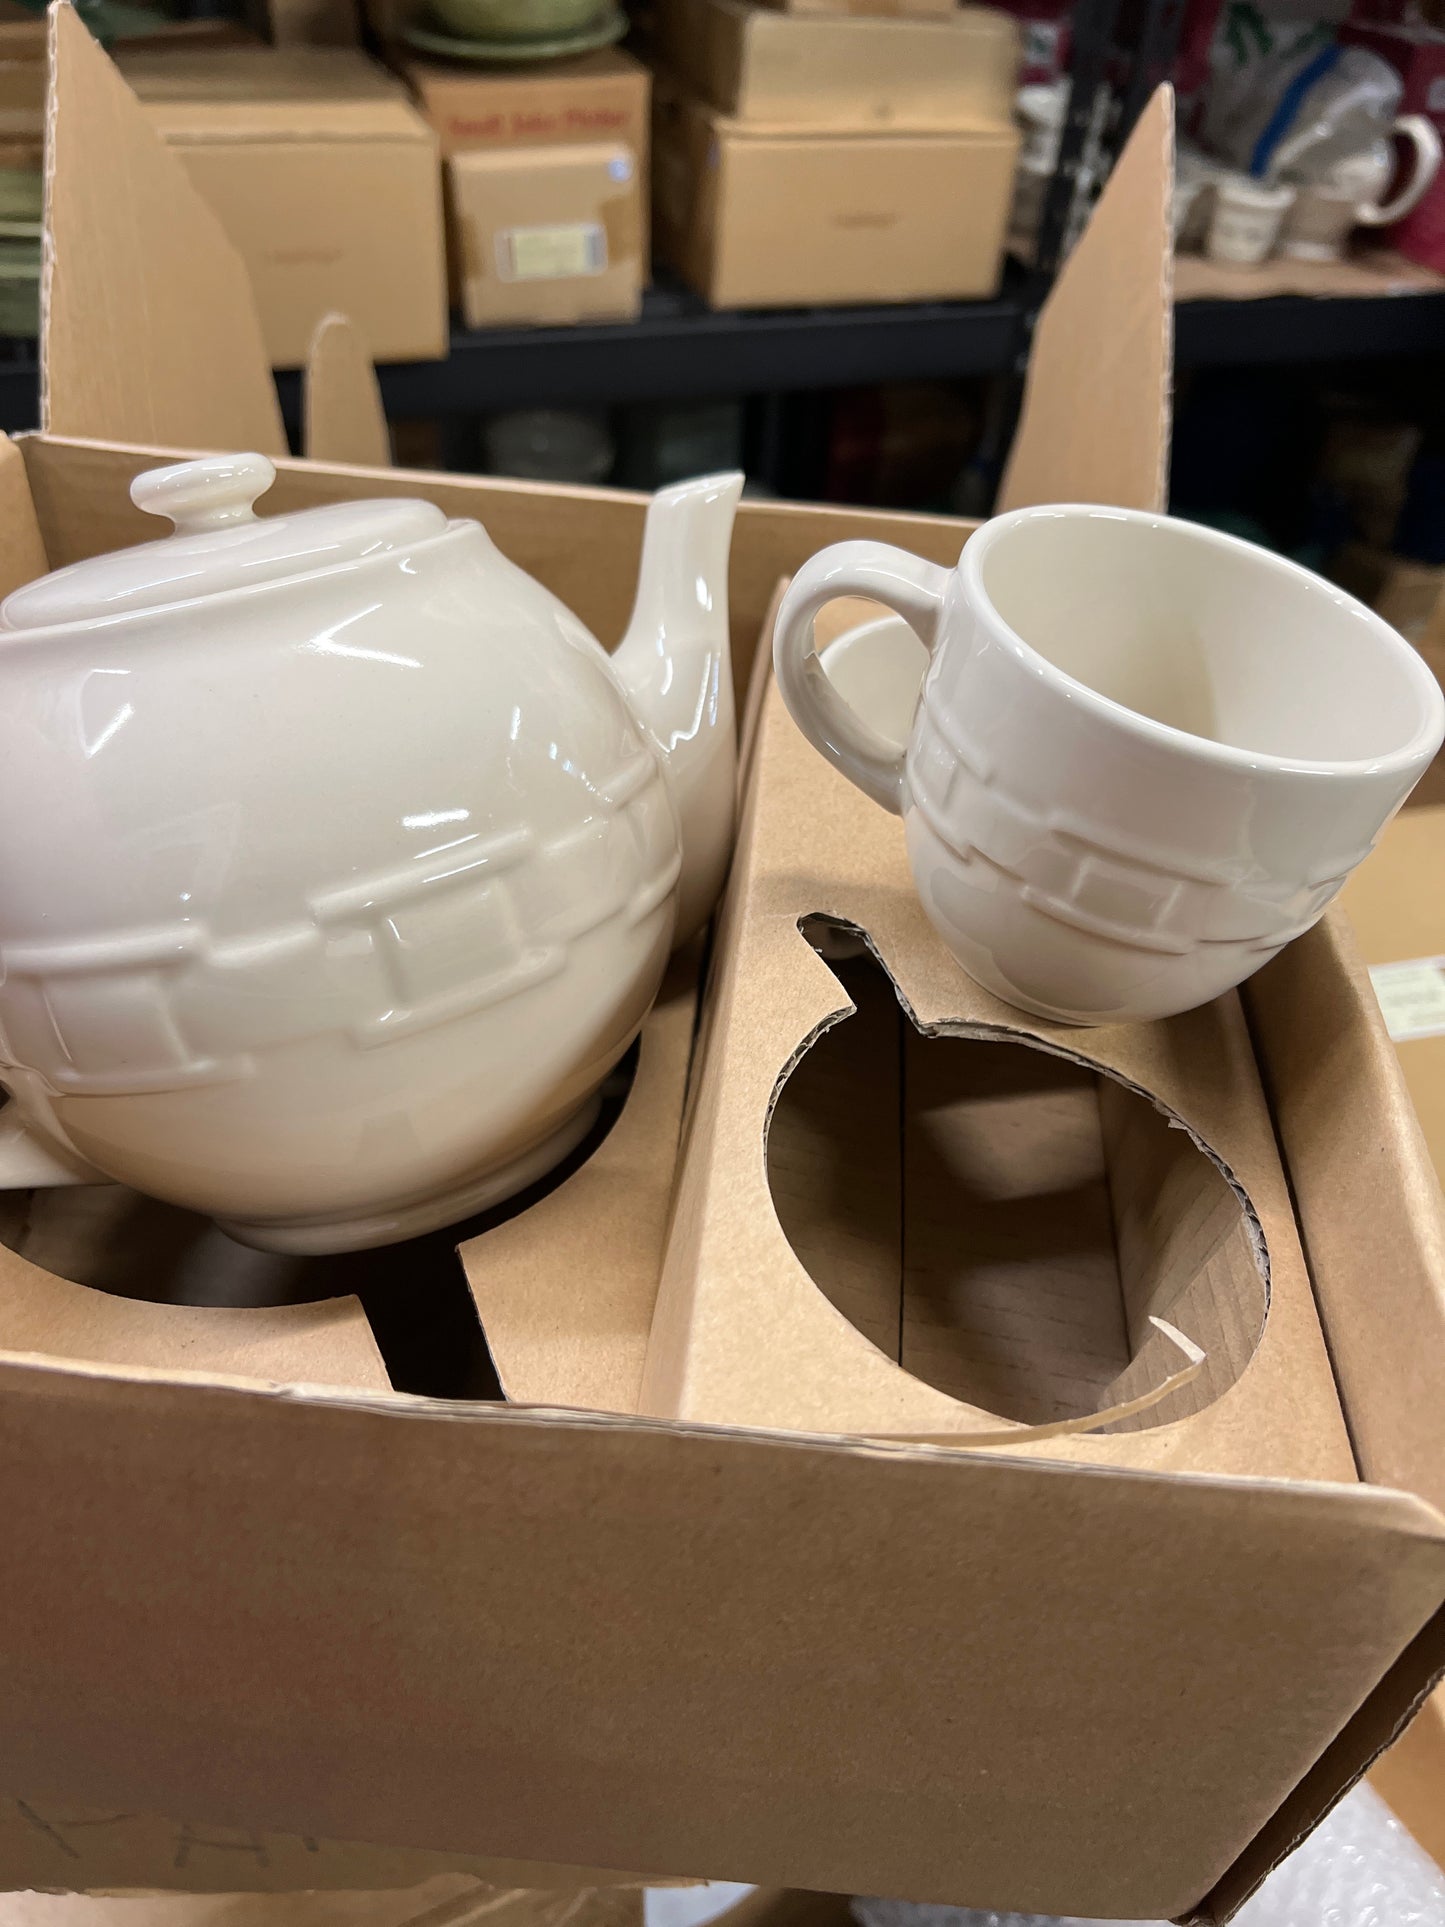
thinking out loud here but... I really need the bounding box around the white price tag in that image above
[1369,955,1445,1042]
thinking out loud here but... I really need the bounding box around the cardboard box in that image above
[1334,543,1445,649]
[449,141,644,328]
[249,0,361,44]
[115,45,446,367]
[653,84,1017,308]
[1338,805,1445,1873]
[1332,549,1445,805]
[0,43,42,140]
[658,0,1018,125]
[405,49,649,167]
[11,21,1445,1920]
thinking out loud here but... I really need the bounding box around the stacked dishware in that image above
[403,0,625,64]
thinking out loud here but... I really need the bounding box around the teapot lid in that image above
[0,452,449,632]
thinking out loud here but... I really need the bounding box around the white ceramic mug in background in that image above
[773,506,1445,1026]
[1206,175,1296,264]
[1007,153,1053,259]
[1015,81,1069,170]
[1280,117,1444,260]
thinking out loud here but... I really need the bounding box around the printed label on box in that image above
[496,222,606,282]
[1369,955,1445,1041]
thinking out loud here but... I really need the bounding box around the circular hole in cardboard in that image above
[766,922,1267,1433]
[0,1040,638,1397]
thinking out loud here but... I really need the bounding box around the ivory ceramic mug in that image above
[1206,175,1295,264]
[773,506,1445,1025]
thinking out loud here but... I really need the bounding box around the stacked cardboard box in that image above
[115,45,448,367]
[406,52,650,328]
[653,0,1020,307]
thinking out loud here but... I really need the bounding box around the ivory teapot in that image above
[0,453,742,1253]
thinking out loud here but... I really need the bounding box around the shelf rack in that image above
[2,277,1442,437]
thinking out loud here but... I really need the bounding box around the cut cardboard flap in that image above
[43,4,285,455]
[305,311,390,469]
[999,85,1172,514]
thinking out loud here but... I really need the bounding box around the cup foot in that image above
[216,1096,604,1256]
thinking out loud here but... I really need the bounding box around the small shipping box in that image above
[12,16,1445,1919]
[659,0,1018,125]
[114,44,446,367]
[449,141,644,328]
[654,81,1017,307]
[405,48,649,166]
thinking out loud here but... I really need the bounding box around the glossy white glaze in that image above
[777,504,1445,1025]
[0,454,742,1250]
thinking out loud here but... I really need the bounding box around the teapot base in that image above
[215,1095,604,1257]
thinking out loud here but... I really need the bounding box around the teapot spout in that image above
[613,470,744,945]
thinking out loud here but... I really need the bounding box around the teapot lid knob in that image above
[131,452,277,535]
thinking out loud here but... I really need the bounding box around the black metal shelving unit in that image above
[1,279,1441,437]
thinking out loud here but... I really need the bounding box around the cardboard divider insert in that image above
[642,592,1357,1480]
[769,924,1262,1431]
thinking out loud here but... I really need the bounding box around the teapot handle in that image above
[0,1103,107,1187]
[773,541,950,816]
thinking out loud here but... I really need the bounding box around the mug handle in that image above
[1357,115,1443,226]
[773,541,951,816]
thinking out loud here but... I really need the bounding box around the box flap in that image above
[117,46,432,144]
[42,4,285,455]
[999,84,1172,514]
[0,1356,1440,1921]
[1247,910,1445,1519]
[1192,1604,1445,1922]
[304,311,390,468]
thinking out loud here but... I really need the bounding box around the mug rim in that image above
[959,503,1445,781]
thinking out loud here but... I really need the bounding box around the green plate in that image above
[402,7,624,60]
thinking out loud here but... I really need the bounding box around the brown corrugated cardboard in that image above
[653,84,1016,309]
[250,0,360,44]
[999,76,1169,514]
[0,1226,387,1392]
[8,28,1445,1918]
[641,601,1350,1471]
[460,948,699,1413]
[114,45,446,367]
[1339,805,1445,1872]
[659,0,1018,126]
[1334,543,1445,650]
[2,456,1444,1921]
[304,312,391,468]
[0,1797,654,1904]
[449,140,642,328]
[43,8,286,454]
[405,49,648,167]
[0,42,42,138]
[1372,1687,1445,1869]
